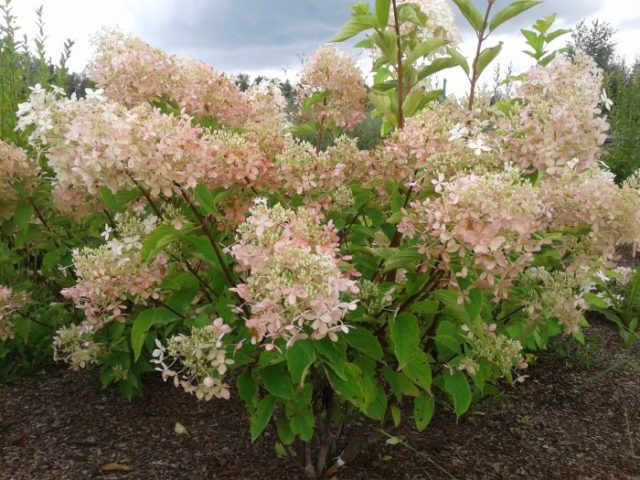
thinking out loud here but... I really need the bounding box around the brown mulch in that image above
[1,318,639,480]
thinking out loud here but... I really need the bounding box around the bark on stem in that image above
[467,0,496,112]
[392,0,404,130]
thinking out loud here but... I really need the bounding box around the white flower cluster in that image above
[152,318,235,401]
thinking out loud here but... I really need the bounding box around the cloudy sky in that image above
[10,0,640,96]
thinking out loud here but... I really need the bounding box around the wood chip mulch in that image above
[1,318,639,479]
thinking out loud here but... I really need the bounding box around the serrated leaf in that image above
[406,38,449,64]
[417,56,460,81]
[401,87,424,118]
[193,184,218,215]
[447,46,470,75]
[403,351,431,390]
[345,327,384,360]
[489,1,542,32]
[384,248,423,272]
[260,363,294,400]
[141,224,178,261]
[286,384,315,441]
[302,90,332,110]
[237,369,258,410]
[382,366,420,401]
[286,339,315,388]
[414,392,435,431]
[375,0,391,27]
[451,0,485,31]
[391,405,402,427]
[475,42,503,77]
[276,414,295,445]
[331,14,378,42]
[389,313,419,369]
[12,202,33,236]
[99,187,118,211]
[546,28,571,43]
[442,370,472,418]
[131,308,179,360]
[290,123,318,137]
[250,395,278,441]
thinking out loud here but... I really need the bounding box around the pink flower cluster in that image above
[497,54,609,174]
[0,140,40,216]
[399,168,549,300]
[88,31,252,127]
[296,45,367,129]
[17,89,271,202]
[228,200,359,346]
[541,168,640,264]
[61,213,168,326]
[274,135,373,206]
[379,102,496,188]
[0,285,29,341]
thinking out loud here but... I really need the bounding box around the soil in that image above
[1,317,639,480]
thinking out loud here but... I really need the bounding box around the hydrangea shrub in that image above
[2,0,640,477]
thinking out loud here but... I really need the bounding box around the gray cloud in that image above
[133,0,356,72]
[131,0,601,73]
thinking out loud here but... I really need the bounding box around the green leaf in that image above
[406,38,449,64]
[331,14,378,42]
[414,392,435,431]
[302,90,332,110]
[193,184,218,215]
[382,366,419,401]
[384,248,423,272]
[403,351,432,390]
[141,224,178,261]
[131,308,179,360]
[401,88,425,118]
[546,28,571,42]
[391,405,402,427]
[13,202,33,236]
[464,288,483,322]
[286,340,316,388]
[375,0,391,28]
[276,414,295,445]
[626,268,640,312]
[315,337,347,378]
[99,187,118,211]
[434,289,468,323]
[345,327,383,361]
[290,123,318,137]
[447,46,470,75]
[250,395,278,441]
[286,384,315,441]
[325,363,365,407]
[237,369,258,410]
[417,56,460,81]
[475,42,503,77]
[369,91,393,118]
[451,0,485,31]
[442,370,472,418]
[389,313,420,369]
[434,334,462,357]
[410,300,439,316]
[260,363,294,400]
[164,288,198,314]
[489,1,542,32]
